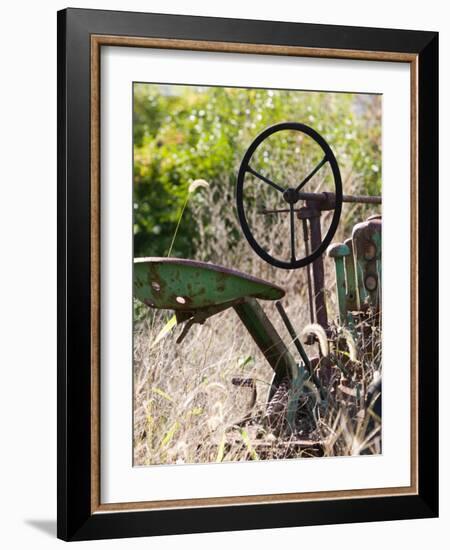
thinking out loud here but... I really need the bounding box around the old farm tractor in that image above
[134,122,382,455]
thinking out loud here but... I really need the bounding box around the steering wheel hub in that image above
[282,188,300,204]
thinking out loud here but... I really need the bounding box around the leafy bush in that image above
[133,84,381,258]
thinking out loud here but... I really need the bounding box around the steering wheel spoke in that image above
[246,165,285,193]
[296,155,328,192]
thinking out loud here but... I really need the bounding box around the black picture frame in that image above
[57,7,438,541]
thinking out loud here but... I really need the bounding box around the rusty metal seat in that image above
[134,257,296,381]
[134,257,285,311]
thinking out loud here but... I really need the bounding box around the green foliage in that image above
[133,84,381,258]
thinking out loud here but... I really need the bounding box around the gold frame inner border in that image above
[90,35,419,514]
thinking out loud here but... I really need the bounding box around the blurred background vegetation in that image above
[133,84,381,259]
[133,85,382,464]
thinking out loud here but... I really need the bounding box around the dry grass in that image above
[133,164,382,466]
[133,308,381,465]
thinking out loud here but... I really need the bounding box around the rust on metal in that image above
[259,192,381,215]
[307,208,328,329]
[134,257,285,311]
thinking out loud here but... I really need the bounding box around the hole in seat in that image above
[151,281,161,292]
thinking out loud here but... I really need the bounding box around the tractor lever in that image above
[275,302,310,368]
[176,317,197,344]
[275,301,324,399]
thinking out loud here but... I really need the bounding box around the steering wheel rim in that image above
[236,122,343,270]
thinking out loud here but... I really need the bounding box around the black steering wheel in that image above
[236,122,343,269]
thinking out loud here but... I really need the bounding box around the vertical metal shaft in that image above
[289,204,296,263]
[309,214,328,329]
[302,218,315,324]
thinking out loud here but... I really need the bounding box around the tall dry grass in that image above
[133,162,382,465]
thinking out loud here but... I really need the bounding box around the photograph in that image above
[0,0,442,544]
[132,83,383,466]
[54,6,438,542]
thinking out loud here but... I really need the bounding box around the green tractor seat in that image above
[134,257,285,311]
[134,258,296,381]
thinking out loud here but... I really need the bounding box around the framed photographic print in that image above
[57,8,438,541]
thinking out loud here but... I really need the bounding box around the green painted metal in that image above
[335,257,348,324]
[352,217,382,309]
[327,243,350,258]
[134,257,285,311]
[234,298,298,381]
[343,237,358,312]
[327,217,381,326]
[286,364,309,432]
[327,243,350,325]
